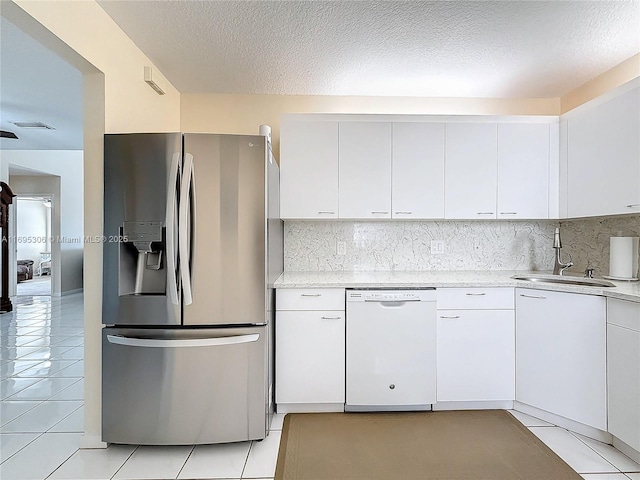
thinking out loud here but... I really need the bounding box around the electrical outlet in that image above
[430,240,445,255]
[337,241,347,256]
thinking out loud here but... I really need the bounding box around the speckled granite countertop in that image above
[274,270,640,303]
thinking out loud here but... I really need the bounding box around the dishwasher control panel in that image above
[346,289,436,302]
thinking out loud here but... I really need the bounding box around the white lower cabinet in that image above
[436,288,515,404]
[275,289,345,412]
[515,288,607,431]
[437,310,515,402]
[607,298,640,455]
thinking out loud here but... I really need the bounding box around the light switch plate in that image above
[337,241,347,256]
[431,240,445,255]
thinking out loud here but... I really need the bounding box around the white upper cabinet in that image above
[566,85,640,217]
[497,123,550,219]
[445,123,498,219]
[280,120,339,219]
[392,123,445,219]
[339,122,392,219]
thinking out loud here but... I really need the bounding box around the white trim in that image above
[514,401,612,443]
[612,436,640,464]
[281,113,559,125]
[58,287,83,297]
[276,403,344,414]
[433,400,514,411]
[80,434,107,449]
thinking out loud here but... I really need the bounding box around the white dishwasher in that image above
[346,289,437,411]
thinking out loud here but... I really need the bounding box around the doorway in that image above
[15,195,53,296]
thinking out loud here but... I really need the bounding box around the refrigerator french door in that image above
[102,132,282,445]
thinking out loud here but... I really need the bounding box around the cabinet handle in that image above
[500,212,517,215]
[320,316,342,320]
[371,211,389,215]
[394,211,413,215]
[465,293,486,296]
[476,212,494,215]
[519,294,546,299]
[626,204,640,208]
[300,294,321,297]
[317,211,335,214]
[439,315,460,319]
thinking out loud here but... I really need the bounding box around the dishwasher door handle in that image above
[364,299,421,303]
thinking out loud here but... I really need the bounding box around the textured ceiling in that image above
[98,0,640,98]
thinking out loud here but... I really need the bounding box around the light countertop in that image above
[274,270,640,303]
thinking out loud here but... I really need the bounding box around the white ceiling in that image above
[97,0,640,97]
[0,16,83,151]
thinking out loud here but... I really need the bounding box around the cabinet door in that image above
[339,122,392,219]
[516,288,606,430]
[497,123,549,219]
[607,299,640,451]
[445,123,498,219]
[392,122,445,219]
[437,310,514,402]
[275,311,345,404]
[280,121,339,219]
[567,87,640,217]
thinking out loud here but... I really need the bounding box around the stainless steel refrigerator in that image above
[102,132,283,445]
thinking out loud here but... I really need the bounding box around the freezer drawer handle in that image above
[301,293,321,297]
[465,293,486,296]
[106,333,260,348]
[439,315,460,319]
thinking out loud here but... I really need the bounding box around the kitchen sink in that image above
[511,274,616,287]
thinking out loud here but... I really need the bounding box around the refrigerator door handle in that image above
[166,152,181,306]
[106,333,260,348]
[179,153,194,305]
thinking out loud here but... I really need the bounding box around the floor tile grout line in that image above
[567,428,639,473]
[0,398,45,428]
[0,430,45,465]
[110,445,140,480]
[44,401,84,434]
[241,440,254,479]
[174,444,196,480]
[44,443,82,480]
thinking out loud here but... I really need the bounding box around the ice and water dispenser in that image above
[119,221,166,295]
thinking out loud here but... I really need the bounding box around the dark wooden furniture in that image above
[1,182,15,312]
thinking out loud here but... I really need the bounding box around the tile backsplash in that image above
[284,221,558,271]
[560,215,640,277]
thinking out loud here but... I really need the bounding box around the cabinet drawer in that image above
[607,298,640,332]
[277,288,345,311]
[437,287,514,310]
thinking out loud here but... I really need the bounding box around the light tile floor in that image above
[1,294,639,479]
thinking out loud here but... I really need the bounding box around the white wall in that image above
[16,198,48,272]
[1,151,84,294]
[8,175,61,295]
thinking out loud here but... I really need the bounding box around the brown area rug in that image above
[275,410,581,480]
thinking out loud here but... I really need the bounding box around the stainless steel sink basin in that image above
[511,274,616,287]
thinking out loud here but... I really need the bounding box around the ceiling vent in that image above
[12,121,55,129]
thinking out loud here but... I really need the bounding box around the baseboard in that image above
[276,403,344,414]
[612,436,640,463]
[514,401,612,443]
[346,404,432,412]
[60,288,84,297]
[80,434,107,449]
[433,400,514,411]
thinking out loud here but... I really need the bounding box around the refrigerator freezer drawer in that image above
[102,326,268,445]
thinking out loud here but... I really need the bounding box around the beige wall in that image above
[181,94,561,157]
[561,53,640,113]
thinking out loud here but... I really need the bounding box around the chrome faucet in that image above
[552,227,573,275]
